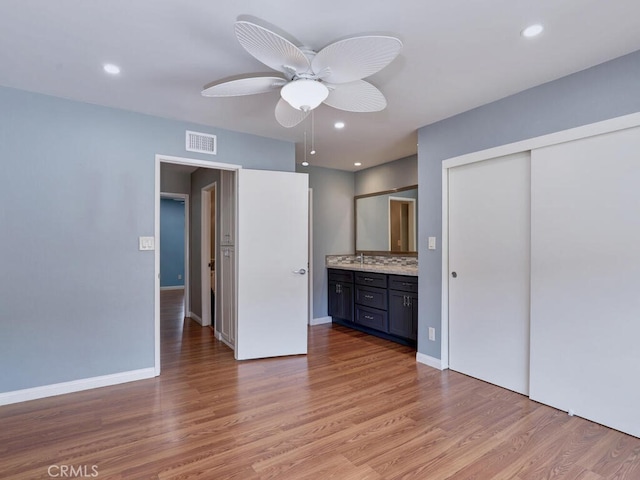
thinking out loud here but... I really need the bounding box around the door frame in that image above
[159,192,190,308]
[440,111,640,371]
[307,188,313,324]
[200,182,216,328]
[155,154,241,375]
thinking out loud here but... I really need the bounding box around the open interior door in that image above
[235,169,309,360]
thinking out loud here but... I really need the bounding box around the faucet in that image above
[355,253,364,265]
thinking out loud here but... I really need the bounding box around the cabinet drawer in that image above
[355,286,387,310]
[355,306,388,332]
[388,275,418,293]
[355,271,387,288]
[328,268,354,283]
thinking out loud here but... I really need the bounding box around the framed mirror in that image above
[355,185,418,255]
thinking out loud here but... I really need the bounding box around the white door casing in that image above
[235,169,309,360]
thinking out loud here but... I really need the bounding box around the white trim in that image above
[439,112,640,373]
[189,311,203,325]
[416,352,443,370]
[160,286,185,291]
[440,169,449,370]
[155,154,242,377]
[219,336,235,350]
[310,316,332,326]
[308,188,314,325]
[442,111,640,169]
[0,368,156,406]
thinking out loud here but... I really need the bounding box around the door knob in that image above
[451,271,457,278]
[292,268,306,275]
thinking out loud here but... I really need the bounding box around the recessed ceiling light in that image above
[521,24,544,38]
[354,162,362,167]
[103,63,121,75]
[310,149,316,155]
[301,161,309,167]
[334,121,345,129]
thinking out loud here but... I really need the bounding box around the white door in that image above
[448,152,530,395]
[235,169,309,360]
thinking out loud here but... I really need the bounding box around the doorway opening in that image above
[159,193,189,332]
[155,155,240,375]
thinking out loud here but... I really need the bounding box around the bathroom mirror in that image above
[355,185,418,255]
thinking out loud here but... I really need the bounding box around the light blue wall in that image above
[0,86,293,393]
[160,198,185,288]
[417,49,640,359]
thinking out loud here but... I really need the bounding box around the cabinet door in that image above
[388,290,417,340]
[220,170,236,245]
[328,281,353,322]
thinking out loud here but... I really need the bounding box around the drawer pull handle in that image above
[402,282,413,286]
[364,294,374,299]
[364,278,374,282]
[364,315,374,320]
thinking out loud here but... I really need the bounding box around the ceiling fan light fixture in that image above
[281,79,329,111]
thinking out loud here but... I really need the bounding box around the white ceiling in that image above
[2,1,640,171]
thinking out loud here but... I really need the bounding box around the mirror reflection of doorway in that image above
[389,198,416,252]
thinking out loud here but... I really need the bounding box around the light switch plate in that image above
[139,236,155,251]
[428,236,436,250]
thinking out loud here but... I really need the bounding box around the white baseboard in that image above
[189,312,203,325]
[310,316,332,326]
[416,352,443,370]
[0,368,156,406]
[160,285,185,291]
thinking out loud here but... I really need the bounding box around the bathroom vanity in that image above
[327,259,418,347]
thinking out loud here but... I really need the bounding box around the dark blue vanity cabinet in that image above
[328,268,417,347]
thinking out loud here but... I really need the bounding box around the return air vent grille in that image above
[186,131,217,155]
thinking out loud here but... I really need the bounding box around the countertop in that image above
[327,263,418,277]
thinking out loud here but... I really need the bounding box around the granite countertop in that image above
[327,263,418,276]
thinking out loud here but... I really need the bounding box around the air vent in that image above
[186,131,217,155]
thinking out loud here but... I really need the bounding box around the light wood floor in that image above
[1,290,639,479]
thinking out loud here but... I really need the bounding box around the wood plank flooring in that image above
[1,289,639,479]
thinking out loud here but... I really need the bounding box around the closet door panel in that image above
[530,126,640,438]
[448,152,531,395]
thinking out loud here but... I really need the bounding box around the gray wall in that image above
[298,165,354,319]
[355,155,417,195]
[160,167,191,195]
[417,49,640,359]
[0,86,293,393]
[189,167,220,320]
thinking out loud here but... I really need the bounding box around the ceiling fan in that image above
[201,19,403,128]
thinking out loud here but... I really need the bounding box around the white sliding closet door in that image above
[448,152,531,395]
[529,126,640,438]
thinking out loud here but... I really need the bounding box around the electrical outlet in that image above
[428,327,436,341]
[138,236,155,251]
[178,274,182,280]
